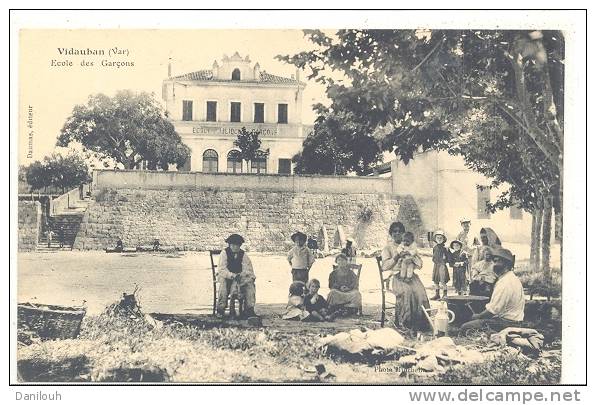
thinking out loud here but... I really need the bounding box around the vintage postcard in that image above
[11,10,586,389]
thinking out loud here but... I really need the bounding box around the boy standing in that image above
[287,231,315,283]
[431,230,450,300]
[449,240,469,295]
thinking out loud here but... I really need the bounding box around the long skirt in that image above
[391,274,431,331]
[452,266,468,292]
[327,289,362,309]
[432,262,450,288]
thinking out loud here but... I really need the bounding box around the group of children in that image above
[431,230,470,300]
[283,231,361,322]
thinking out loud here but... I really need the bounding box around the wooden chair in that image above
[209,249,221,315]
[349,263,363,316]
[375,256,397,327]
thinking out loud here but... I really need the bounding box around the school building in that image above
[161,52,311,174]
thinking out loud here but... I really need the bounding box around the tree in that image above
[292,104,382,175]
[57,90,191,170]
[24,153,91,193]
[24,160,50,192]
[279,29,563,269]
[233,127,269,173]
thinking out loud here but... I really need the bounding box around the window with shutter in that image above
[202,149,219,173]
[254,103,264,123]
[206,101,217,122]
[278,159,291,174]
[230,102,241,122]
[277,104,288,124]
[182,100,193,121]
[227,150,243,173]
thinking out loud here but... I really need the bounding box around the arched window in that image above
[202,149,219,173]
[227,150,243,173]
[231,68,241,81]
[251,152,267,174]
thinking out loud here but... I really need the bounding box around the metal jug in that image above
[434,301,455,336]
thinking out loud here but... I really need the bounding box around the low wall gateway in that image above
[74,170,425,252]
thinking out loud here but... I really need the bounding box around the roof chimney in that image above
[212,60,219,78]
[295,68,301,83]
[253,62,261,79]
[168,57,172,78]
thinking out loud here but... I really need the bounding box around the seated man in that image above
[216,234,257,318]
[327,253,362,316]
[460,247,525,334]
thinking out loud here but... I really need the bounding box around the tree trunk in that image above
[558,166,563,273]
[541,196,553,300]
[530,208,543,273]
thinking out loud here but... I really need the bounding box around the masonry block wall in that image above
[18,200,41,251]
[74,171,425,252]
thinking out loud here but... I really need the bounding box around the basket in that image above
[18,303,87,341]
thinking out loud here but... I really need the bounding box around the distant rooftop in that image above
[167,52,305,86]
[172,70,303,85]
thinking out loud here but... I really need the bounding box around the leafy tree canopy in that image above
[292,104,382,175]
[57,90,191,170]
[279,29,563,211]
[233,127,269,165]
[24,153,91,193]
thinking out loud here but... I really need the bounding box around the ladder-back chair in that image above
[375,255,397,327]
[349,263,363,316]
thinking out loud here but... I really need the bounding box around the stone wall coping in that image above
[93,169,390,181]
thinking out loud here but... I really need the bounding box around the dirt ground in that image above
[17,242,559,317]
[18,251,425,315]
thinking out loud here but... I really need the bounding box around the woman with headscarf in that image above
[381,221,431,330]
[469,227,501,297]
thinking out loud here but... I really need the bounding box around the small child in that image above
[304,279,331,321]
[399,231,422,280]
[287,231,316,283]
[342,238,357,264]
[282,281,309,321]
[449,240,469,295]
[431,230,450,300]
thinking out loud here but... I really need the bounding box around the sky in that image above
[18,29,329,163]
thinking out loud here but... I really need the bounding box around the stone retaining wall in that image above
[18,200,41,251]
[73,187,424,252]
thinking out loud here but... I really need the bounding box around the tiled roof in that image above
[171,70,303,86]
[172,70,213,81]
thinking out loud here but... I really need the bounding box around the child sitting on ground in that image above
[282,281,309,321]
[400,231,423,280]
[304,279,332,321]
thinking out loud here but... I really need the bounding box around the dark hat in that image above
[225,234,245,245]
[489,247,514,265]
[291,231,307,242]
[450,240,463,249]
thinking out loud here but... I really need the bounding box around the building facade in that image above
[162,52,311,174]
[391,150,533,244]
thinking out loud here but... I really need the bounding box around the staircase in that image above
[37,214,85,251]
[37,186,91,251]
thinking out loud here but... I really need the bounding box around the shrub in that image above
[421,352,561,385]
[516,265,561,299]
[356,205,373,223]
